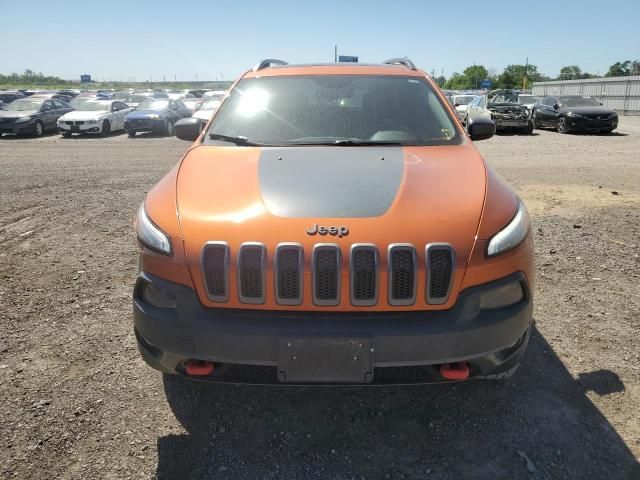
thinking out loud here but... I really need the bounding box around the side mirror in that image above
[174,118,202,141]
[466,117,495,141]
[454,103,461,107]
[553,104,559,110]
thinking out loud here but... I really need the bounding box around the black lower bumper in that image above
[133,272,532,384]
[567,117,617,132]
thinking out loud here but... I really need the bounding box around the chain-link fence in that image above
[532,75,640,115]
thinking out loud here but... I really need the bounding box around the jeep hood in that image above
[176,144,486,266]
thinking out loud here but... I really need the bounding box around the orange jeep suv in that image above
[133,58,534,384]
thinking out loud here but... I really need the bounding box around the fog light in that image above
[479,281,524,310]
[140,281,176,308]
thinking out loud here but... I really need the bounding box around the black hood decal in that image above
[258,146,403,218]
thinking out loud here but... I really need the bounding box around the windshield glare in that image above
[5,100,42,111]
[560,96,601,107]
[207,75,459,146]
[77,101,110,112]
[138,100,168,110]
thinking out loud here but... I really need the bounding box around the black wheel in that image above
[524,120,534,135]
[33,121,44,137]
[100,120,111,137]
[62,132,72,138]
[532,111,539,129]
[126,128,136,138]
[601,128,615,134]
[164,120,174,137]
[556,116,569,134]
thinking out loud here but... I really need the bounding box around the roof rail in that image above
[252,59,289,72]
[383,57,417,71]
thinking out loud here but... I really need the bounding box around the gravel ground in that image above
[1,120,639,480]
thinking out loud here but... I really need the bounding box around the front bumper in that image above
[133,271,533,384]
[125,118,165,133]
[566,116,617,131]
[493,117,530,129]
[0,119,36,134]
[58,122,102,134]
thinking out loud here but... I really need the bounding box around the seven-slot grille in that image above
[201,242,454,307]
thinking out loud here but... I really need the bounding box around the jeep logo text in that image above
[306,224,349,238]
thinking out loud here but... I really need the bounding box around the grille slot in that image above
[237,243,266,304]
[426,244,454,304]
[312,244,340,306]
[350,244,378,306]
[388,244,416,306]
[275,244,303,305]
[201,242,229,302]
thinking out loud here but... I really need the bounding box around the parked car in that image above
[517,94,541,112]
[132,57,533,386]
[466,89,533,134]
[192,99,222,125]
[202,90,227,100]
[57,99,132,137]
[451,94,478,123]
[112,92,150,109]
[532,95,618,134]
[124,98,191,137]
[0,97,73,137]
[0,91,26,110]
[182,97,203,114]
[69,94,99,109]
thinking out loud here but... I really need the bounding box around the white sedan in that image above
[57,100,132,137]
[192,98,223,125]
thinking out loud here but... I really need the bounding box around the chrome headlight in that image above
[487,200,530,257]
[15,116,33,123]
[566,112,584,118]
[136,203,172,255]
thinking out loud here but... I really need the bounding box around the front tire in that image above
[62,132,72,138]
[33,121,44,137]
[100,120,111,137]
[164,120,174,137]
[523,120,534,135]
[557,116,569,134]
[532,112,539,129]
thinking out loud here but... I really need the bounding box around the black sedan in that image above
[124,98,192,137]
[0,97,73,137]
[532,95,618,134]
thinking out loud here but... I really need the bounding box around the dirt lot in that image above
[1,119,639,480]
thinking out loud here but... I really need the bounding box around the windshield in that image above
[138,100,168,111]
[5,100,42,111]
[518,96,540,105]
[204,94,224,101]
[70,97,94,107]
[207,75,459,146]
[76,101,110,112]
[453,96,476,106]
[488,90,519,104]
[559,96,601,107]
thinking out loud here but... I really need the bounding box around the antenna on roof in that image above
[382,57,417,71]
[252,59,289,72]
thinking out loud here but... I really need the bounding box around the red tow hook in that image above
[185,360,214,376]
[439,362,470,380]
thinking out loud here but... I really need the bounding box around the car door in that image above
[478,96,491,120]
[40,100,57,131]
[547,97,560,127]
[538,97,552,126]
[111,102,129,130]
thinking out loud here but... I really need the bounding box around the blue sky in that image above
[2,0,638,82]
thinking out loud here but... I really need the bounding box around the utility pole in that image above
[523,57,529,91]
[474,61,478,89]
[334,45,337,63]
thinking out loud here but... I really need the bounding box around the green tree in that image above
[434,75,446,87]
[605,61,631,77]
[443,72,467,90]
[558,65,582,80]
[462,65,488,89]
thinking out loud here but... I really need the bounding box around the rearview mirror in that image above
[174,118,202,141]
[466,117,495,141]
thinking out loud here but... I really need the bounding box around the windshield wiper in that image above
[331,139,404,146]
[208,133,262,146]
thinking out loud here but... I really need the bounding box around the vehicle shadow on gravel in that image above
[157,327,639,479]
[59,131,127,140]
